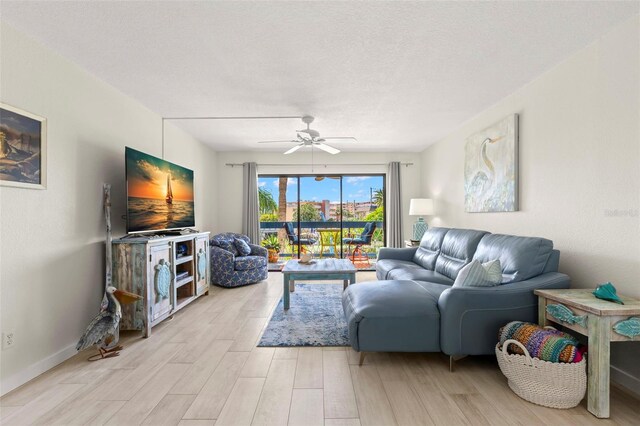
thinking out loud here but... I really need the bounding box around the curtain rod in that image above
[225,162,413,167]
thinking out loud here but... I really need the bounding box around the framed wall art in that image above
[0,103,47,189]
[464,114,518,212]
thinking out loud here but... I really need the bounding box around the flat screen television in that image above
[125,147,195,234]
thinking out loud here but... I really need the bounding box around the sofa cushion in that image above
[434,229,488,280]
[376,259,417,280]
[413,227,449,270]
[342,280,441,352]
[412,280,454,299]
[473,234,554,283]
[387,266,453,286]
[452,259,502,288]
[234,255,267,271]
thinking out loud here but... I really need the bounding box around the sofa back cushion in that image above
[473,234,554,283]
[434,229,488,280]
[413,227,449,270]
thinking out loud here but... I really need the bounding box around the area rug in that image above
[258,283,349,347]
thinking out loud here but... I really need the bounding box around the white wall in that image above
[421,16,640,392]
[216,151,422,242]
[0,23,218,395]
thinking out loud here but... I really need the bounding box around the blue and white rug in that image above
[258,284,349,347]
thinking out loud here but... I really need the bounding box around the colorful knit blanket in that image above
[498,321,585,363]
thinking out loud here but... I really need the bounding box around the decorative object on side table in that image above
[409,198,434,240]
[0,103,47,189]
[535,288,640,418]
[299,252,313,264]
[464,114,518,212]
[593,282,624,304]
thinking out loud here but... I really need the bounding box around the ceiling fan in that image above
[258,116,357,155]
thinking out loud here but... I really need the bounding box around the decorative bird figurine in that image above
[76,286,141,361]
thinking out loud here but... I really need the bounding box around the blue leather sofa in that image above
[342,227,570,360]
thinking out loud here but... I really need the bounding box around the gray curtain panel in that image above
[242,162,260,243]
[387,161,403,248]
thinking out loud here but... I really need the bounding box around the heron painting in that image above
[464,114,518,212]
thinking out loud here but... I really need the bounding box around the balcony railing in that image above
[259,221,384,260]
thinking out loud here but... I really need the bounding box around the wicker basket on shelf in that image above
[496,339,587,409]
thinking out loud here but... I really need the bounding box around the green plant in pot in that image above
[261,234,281,263]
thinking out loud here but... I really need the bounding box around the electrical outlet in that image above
[2,331,15,350]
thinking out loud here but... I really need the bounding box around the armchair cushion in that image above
[235,255,267,271]
[211,238,239,256]
[249,243,268,258]
[234,238,252,256]
[343,237,368,245]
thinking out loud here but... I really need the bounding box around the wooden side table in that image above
[535,289,640,418]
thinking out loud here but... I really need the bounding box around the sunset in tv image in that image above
[126,147,195,233]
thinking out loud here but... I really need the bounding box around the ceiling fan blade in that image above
[319,137,358,141]
[315,176,341,181]
[314,143,340,155]
[284,144,304,155]
[257,140,299,143]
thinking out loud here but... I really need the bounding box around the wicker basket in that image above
[496,339,587,409]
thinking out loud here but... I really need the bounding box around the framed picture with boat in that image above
[125,147,195,234]
[0,103,47,189]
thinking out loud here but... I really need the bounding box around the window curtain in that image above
[242,162,260,243]
[387,161,403,248]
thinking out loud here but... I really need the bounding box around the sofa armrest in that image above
[438,272,571,356]
[249,244,268,258]
[377,247,418,261]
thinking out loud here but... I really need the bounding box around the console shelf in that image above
[175,255,194,265]
[112,231,210,337]
[176,276,194,288]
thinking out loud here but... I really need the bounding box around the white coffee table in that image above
[281,259,357,310]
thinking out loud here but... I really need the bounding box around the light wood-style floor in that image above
[1,272,638,425]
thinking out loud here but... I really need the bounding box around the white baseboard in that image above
[0,343,77,397]
[611,364,640,398]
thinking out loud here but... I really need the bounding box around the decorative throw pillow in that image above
[216,239,239,256]
[234,238,252,256]
[453,259,502,288]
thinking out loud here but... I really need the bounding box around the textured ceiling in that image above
[1,1,638,152]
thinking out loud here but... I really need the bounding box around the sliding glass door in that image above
[258,174,385,271]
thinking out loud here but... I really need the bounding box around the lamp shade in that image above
[409,198,434,216]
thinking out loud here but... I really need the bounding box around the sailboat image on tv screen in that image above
[125,147,195,233]
[166,173,173,205]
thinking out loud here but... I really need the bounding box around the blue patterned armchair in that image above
[210,232,268,288]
